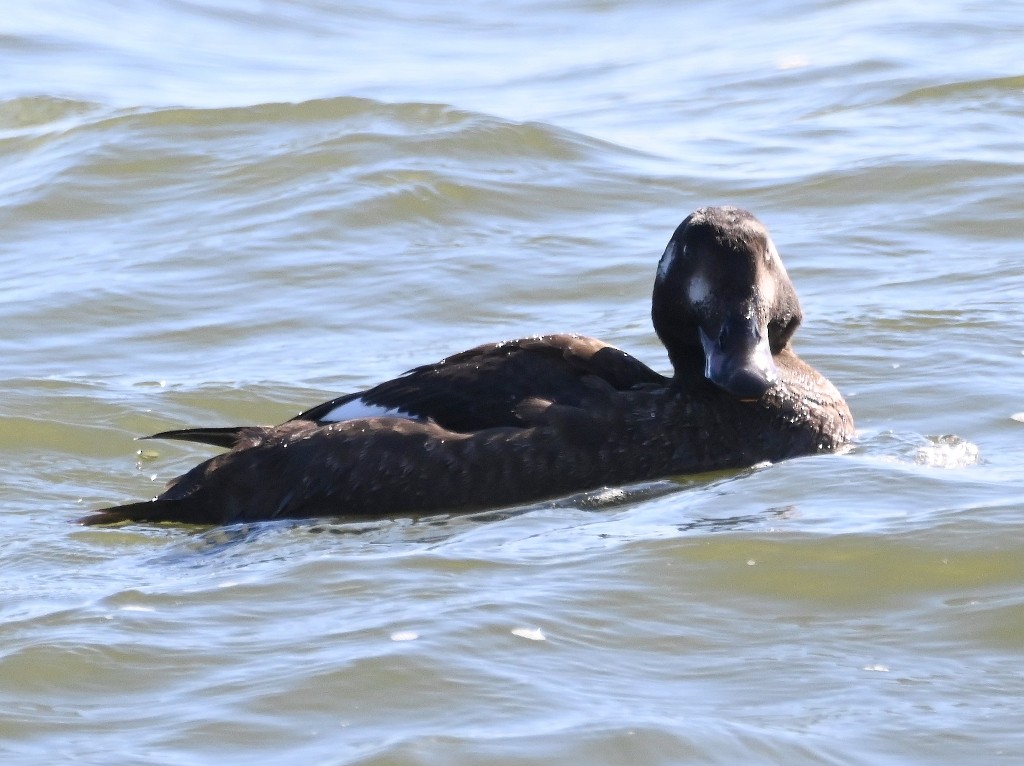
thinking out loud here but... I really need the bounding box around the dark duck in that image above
[81,206,854,526]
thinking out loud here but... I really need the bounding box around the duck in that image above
[80,206,854,526]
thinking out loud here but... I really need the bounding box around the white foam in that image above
[511,627,546,641]
[914,435,981,469]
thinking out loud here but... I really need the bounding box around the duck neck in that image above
[665,344,713,391]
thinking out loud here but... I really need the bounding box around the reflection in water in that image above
[167,469,797,560]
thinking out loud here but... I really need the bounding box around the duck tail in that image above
[144,426,246,449]
[77,498,193,526]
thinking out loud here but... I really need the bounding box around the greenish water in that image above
[3,1,1024,763]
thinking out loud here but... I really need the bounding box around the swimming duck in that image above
[81,206,853,526]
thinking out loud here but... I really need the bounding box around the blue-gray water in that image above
[3,1,1024,763]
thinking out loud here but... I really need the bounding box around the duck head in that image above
[652,207,803,400]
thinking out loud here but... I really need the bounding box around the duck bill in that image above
[699,317,779,400]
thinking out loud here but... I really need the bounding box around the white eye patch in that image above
[760,239,783,305]
[655,241,676,283]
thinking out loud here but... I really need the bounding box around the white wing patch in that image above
[319,399,418,423]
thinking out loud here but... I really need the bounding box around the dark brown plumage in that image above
[81,207,854,526]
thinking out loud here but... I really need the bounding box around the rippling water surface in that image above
[3,1,1024,763]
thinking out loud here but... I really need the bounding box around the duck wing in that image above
[294,333,666,432]
[148,334,666,448]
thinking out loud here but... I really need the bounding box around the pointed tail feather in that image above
[144,426,246,449]
[77,498,208,526]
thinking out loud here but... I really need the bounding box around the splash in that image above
[913,434,981,469]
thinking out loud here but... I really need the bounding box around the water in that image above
[3,0,1024,763]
